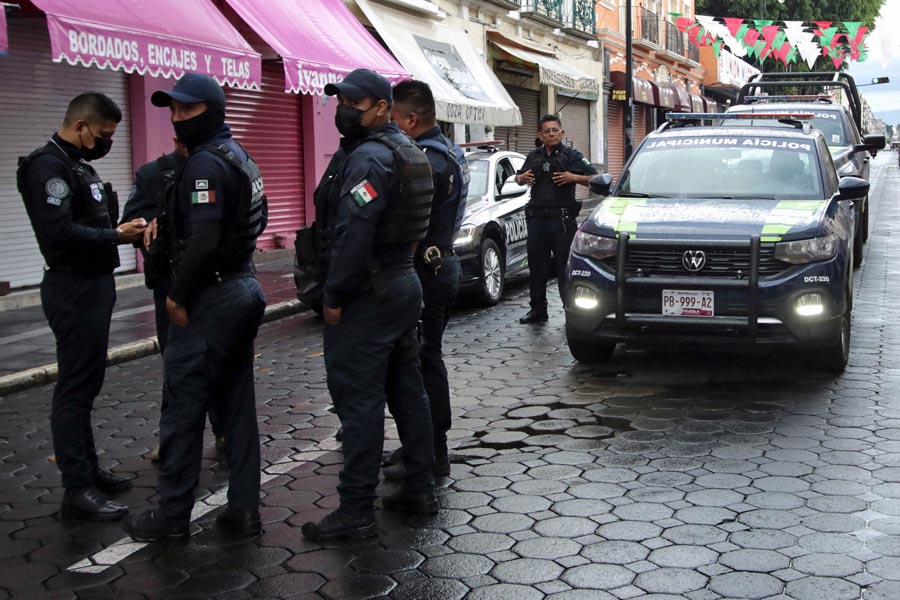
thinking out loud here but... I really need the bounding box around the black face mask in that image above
[173,108,225,149]
[335,103,376,140]
[82,125,113,161]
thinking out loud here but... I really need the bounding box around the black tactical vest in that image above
[17,144,120,272]
[366,132,434,246]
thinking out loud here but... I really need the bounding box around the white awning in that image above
[355,0,521,126]
[492,41,599,95]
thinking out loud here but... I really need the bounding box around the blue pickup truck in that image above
[564,113,869,372]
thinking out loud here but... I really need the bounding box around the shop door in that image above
[607,101,625,180]
[556,94,592,200]
[494,86,540,155]
[225,62,304,250]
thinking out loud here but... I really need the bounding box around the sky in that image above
[847,0,900,125]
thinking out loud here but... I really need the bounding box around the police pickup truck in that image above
[727,72,885,267]
[564,113,869,373]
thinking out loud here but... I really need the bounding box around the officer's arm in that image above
[567,150,598,186]
[421,154,452,247]
[24,157,119,248]
[167,157,227,306]
[322,157,390,309]
[120,167,159,225]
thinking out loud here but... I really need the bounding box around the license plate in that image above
[662,290,714,317]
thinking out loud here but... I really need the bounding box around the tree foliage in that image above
[694,0,883,28]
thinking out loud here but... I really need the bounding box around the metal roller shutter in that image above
[224,62,304,250]
[494,86,540,155]
[556,94,591,200]
[607,101,625,179]
[0,19,135,289]
[634,104,649,146]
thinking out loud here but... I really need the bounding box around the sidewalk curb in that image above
[0,298,305,397]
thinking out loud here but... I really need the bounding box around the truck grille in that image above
[601,244,787,279]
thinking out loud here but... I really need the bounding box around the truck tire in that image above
[477,238,504,306]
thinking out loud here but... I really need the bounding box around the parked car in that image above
[564,113,869,373]
[727,72,885,267]
[454,146,531,305]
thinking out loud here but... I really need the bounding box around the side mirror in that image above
[498,175,528,199]
[855,134,886,156]
[837,176,869,201]
[589,173,613,197]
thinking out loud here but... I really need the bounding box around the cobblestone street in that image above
[1,154,899,599]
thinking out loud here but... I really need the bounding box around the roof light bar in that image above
[666,112,815,121]
[459,140,506,147]
[743,95,832,102]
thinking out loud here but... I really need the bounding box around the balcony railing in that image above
[635,7,659,45]
[563,0,596,38]
[687,42,699,63]
[521,0,564,26]
[482,0,521,8]
[665,20,686,55]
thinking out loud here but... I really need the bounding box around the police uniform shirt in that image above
[417,126,457,251]
[518,144,597,208]
[168,123,247,305]
[19,134,120,272]
[323,122,414,309]
[121,150,185,224]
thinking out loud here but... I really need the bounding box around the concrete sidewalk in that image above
[0,251,306,395]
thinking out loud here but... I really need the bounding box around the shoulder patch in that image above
[46,196,62,206]
[191,190,216,205]
[195,179,209,190]
[350,180,378,207]
[45,178,69,198]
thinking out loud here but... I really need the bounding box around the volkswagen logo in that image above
[682,250,707,272]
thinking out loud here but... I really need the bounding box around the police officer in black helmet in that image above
[17,93,147,521]
[301,68,436,541]
[516,114,597,324]
[123,73,267,542]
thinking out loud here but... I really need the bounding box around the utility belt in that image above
[212,268,256,284]
[525,204,581,219]
[416,246,455,276]
[366,258,414,299]
[45,264,112,277]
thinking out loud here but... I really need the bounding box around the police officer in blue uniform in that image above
[17,93,147,520]
[123,74,267,542]
[386,80,469,479]
[301,69,436,541]
[516,114,597,324]
[121,140,224,462]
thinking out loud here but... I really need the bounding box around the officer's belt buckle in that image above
[423,246,441,264]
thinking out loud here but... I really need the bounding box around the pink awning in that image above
[223,0,408,95]
[0,7,8,55]
[29,0,261,88]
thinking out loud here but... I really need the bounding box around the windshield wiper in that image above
[618,192,671,198]
[691,194,777,200]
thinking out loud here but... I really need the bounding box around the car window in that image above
[620,135,823,199]
[818,138,839,195]
[467,159,490,199]
[725,110,848,146]
[496,158,516,196]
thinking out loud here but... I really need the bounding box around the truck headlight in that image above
[454,224,476,248]
[795,292,825,316]
[774,234,839,264]
[572,230,617,261]
[572,285,600,310]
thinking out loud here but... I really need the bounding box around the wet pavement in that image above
[1,154,900,599]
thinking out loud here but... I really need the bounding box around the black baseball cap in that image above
[151,73,226,110]
[324,68,392,106]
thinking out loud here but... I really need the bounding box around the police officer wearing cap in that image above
[516,114,597,324]
[123,73,267,542]
[387,79,469,480]
[17,93,147,520]
[120,139,225,463]
[300,68,436,541]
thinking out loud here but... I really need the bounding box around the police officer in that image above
[120,139,224,463]
[516,114,597,324]
[300,69,436,541]
[386,80,468,480]
[17,93,147,520]
[123,73,267,542]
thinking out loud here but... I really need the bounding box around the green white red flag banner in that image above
[674,14,870,68]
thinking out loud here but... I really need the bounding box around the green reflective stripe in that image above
[761,235,782,242]
[618,222,638,233]
[774,200,825,211]
[762,224,792,235]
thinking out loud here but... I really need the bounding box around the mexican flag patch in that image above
[350,180,378,207]
[191,190,215,204]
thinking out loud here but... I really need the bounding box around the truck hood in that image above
[586,197,828,242]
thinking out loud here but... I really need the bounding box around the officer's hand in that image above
[166,297,189,328]
[143,218,158,250]
[517,170,534,186]
[323,305,341,326]
[552,171,573,186]
[117,218,148,244]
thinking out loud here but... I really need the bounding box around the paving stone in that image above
[389,577,469,600]
[730,530,797,550]
[708,572,784,598]
[246,573,325,597]
[552,499,613,517]
[634,567,708,594]
[661,524,728,545]
[319,573,395,600]
[534,516,599,538]
[465,583,545,600]
[420,553,494,578]
[561,564,635,589]
[490,558,564,584]
[470,513,534,534]
[490,495,551,514]
[864,580,900,600]
[349,549,423,574]
[791,553,862,578]
[719,549,791,572]
[513,537,582,560]
[784,576,860,600]
[866,557,900,580]
[581,540,649,564]
[647,545,719,568]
